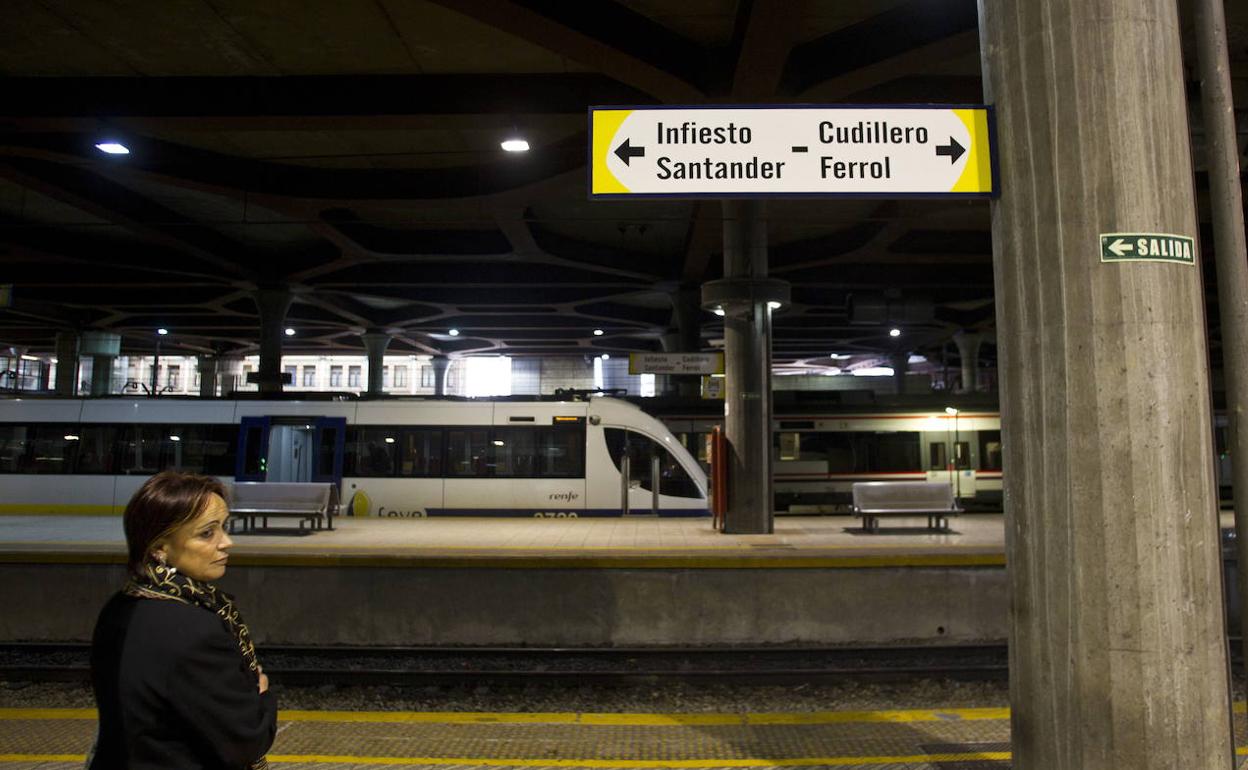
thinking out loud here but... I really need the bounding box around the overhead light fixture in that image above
[767,301,782,310]
[20,355,38,361]
[889,328,902,337]
[94,142,130,155]
[64,434,80,441]
[601,353,610,360]
[593,329,604,336]
[501,138,530,153]
[945,407,960,416]
[493,440,506,447]
[448,328,460,337]
[852,366,895,377]
[169,435,181,442]
[713,307,726,317]
[284,328,296,336]
[157,328,169,336]
[384,437,396,444]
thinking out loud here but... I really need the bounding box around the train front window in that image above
[604,428,701,499]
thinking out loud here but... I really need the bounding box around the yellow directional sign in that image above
[590,105,995,199]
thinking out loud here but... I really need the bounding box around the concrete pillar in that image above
[253,289,292,396]
[890,352,909,396]
[670,286,704,398]
[979,1,1234,768]
[89,356,114,396]
[431,355,450,396]
[197,356,218,398]
[361,331,391,397]
[953,332,981,393]
[54,331,78,397]
[702,200,789,535]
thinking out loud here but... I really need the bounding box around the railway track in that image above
[0,643,1008,687]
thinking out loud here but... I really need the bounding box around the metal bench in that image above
[229,482,339,534]
[851,481,961,533]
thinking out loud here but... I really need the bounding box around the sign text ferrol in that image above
[590,105,996,198]
[1099,233,1196,264]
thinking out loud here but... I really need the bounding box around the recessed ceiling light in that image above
[889,328,902,337]
[157,328,169,336]
[501,138,530,152]
[767,301,782,310]
[713,307,726,317]
[284,327,296,336]
[95,142,130,155]
[593,329,604,336]
[601,353,610,360]
[448,328,460,336]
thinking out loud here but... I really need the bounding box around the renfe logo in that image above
[548,491,580,502]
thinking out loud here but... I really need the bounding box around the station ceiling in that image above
[1,0,1245,371]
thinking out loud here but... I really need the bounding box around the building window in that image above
[420,366,434,388]
[383,365,391,388]
[302,366,316,387]
[167,365,181,390]
[348,365,362,388]
[330,365,343,388]
[394,366,408,388]
[283,365,296,386]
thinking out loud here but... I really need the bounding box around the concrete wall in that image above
[1,563,1007,646]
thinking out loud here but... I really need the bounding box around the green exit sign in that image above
[1100,233,1195,264]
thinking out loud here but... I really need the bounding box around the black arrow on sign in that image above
[935,137,966,164]
[615,138,646,166]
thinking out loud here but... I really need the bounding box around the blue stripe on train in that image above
[421,508,710,518]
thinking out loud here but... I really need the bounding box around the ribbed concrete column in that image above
[979,1,1234,767]
[53,331,78,397]
[890,352,909,396]
[361,331,391,396]
[253,289,292,396]
[431,355,450,396]
[197,356,218,398]
[953,332,981,393]
[703,200,789,535]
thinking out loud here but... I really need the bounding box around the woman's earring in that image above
[155,552,167,567]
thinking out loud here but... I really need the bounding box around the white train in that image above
[0,396,709,518]
[661,408,1003,512]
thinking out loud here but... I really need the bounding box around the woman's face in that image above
[153,493,233,582]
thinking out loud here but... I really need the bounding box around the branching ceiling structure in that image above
[0,0,1245,371]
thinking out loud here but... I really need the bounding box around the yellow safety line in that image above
[0,705,1026,725]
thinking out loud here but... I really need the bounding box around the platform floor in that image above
[0,513,1009,564]
[3,704,1247,769]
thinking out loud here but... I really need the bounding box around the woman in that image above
[89,471,277,769]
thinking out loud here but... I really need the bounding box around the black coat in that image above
[89,592,278,769]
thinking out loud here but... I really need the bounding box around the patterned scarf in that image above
[124,561,270,770]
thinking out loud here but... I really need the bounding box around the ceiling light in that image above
[852,366,895,377]
[157,328,169,336]
[593,329,604,336]
[448,328,460,337]
[64,434,80,441]
[888,328,902,337]
[493,440,506,447]
[169,435,181,442]
[767,301,782,310]
[501,138,530,152]
[284,328,296,336]
[601,353,610,360]
[94,142,130,155]
[945,407,960,416]
[713,307,726,317]
[20,355,38,361]
[384,437,396,444]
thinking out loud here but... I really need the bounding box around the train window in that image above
[0,424,29,472]
[356,428,398,477]
[447,429,490,477]
[0,424,79,474]
[161,425,237,475]
[241,423,266,477]
[398,429,441,477]
[73,424,118,474]
[979,430,1002,471]
[953,441,971,470]
[342,427,359,475]
[115,425,161,475]
[874,432,921,472]
[604,428,700,498]
[778,433,800,461]
[537,426,584,478]
[930,442,947,470]
[492,428,536,477]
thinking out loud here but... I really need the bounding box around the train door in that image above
[266,422,315,482]
[605,428,663,516]
[311,417,346,487]
[235,416,270,481]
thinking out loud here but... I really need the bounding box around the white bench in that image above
[229,482,339,534]
[851,481,961,533]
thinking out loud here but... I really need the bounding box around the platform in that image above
[0,513,1008,567]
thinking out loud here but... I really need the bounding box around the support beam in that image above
[197,356,218,398]
[953,331,982,393]
[361,331,392,397]
[890,351,909,396]
[89,356,114,396]
[253,289,292,397]
[53,331,77,397]
[979,0,1233,766]
[431,356,451,397]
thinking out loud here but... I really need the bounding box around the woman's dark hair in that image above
[123,471,229,574]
